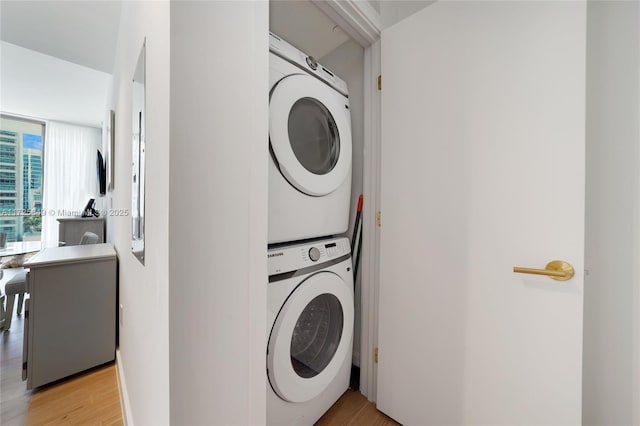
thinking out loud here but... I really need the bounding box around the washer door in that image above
[270,74,352,196]
[268,271,354,403]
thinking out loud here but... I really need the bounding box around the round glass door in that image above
[269,74,352,196]
[288,98,340,176]
[290,293,343,378]
[267,272,354,403]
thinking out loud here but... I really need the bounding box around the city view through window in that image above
[0,116,44,242]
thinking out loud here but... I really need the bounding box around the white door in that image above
[377,2,585,425]
[269,74,352,196]
[268,272,354,403]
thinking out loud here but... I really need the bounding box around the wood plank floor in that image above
[1,270,123,426]
[1,304,31,425]
[316,389,400,426]
[2,269,394,426]
[22,364,123,426]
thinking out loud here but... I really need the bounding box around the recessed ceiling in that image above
[0,1,121,74]
[270,0,350,60]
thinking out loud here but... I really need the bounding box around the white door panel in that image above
[269,74,352,196]
[378,2,585,425]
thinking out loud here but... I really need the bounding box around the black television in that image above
[97,149,106,195]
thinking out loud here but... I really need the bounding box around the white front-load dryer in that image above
[267,237,354,425]
[269,32,352,244]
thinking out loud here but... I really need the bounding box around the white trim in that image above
[249,6,269,424]
[311,0,381,48]
[633,132,640,426]
[634,6,640,422]
[315,0,383,403]
[116,349,134,426]
[360,39,382,402]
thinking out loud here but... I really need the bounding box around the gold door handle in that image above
[513,260,574,281]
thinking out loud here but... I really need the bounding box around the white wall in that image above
[107,2,171,424]
[583,2,640,425]
[0,41,110,127]
[320,39,364,366]
[107,3,268,424]
[379,0,435,30]
[168,2,268,424]
[269,0,350,60]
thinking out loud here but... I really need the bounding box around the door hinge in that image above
[374,347,379,364]
[376,211,381,227]
[377,75,382,91]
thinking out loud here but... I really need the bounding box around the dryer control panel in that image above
[267,237,350,276]
[269,31,349,97]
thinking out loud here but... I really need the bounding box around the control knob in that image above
[308,247,321,262]
[306,56,318,70]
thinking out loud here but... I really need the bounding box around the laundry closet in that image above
[263,1,640,426]
[269,0,365,361]
[267,2,366,424]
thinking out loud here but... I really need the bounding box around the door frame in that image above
[359,40,381,401]
[312,0,382,401]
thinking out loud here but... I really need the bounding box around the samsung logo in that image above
[268,252,283,258]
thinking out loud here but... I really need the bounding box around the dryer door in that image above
[268,271,354,403]
[269,74,352,196]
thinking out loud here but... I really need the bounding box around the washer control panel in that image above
[308,247,321,262]
[268,237,350,276]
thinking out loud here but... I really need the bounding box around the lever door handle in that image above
[513,260,574,281]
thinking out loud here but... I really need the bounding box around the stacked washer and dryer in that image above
[267,32,355,425]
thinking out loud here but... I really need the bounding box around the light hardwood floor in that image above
[22,364,122,425]
[1,302,31,425]
[2,268,393,426]
[1,272,123,426]
[315,389,400,426]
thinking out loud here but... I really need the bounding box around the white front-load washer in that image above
[269,32,352,244]
[267,237,354,425]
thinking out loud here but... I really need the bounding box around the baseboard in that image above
[115,349,134,426]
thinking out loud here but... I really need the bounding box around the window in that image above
[0,115,45,242]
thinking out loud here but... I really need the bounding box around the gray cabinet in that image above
[23,244,117,390]
[57,217,105,246]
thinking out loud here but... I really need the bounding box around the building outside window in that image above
[0,115,44,242]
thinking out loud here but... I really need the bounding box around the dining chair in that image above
[3,269,27,331]
[79,232,99,245]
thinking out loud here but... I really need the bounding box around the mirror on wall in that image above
[131,40,146,264]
